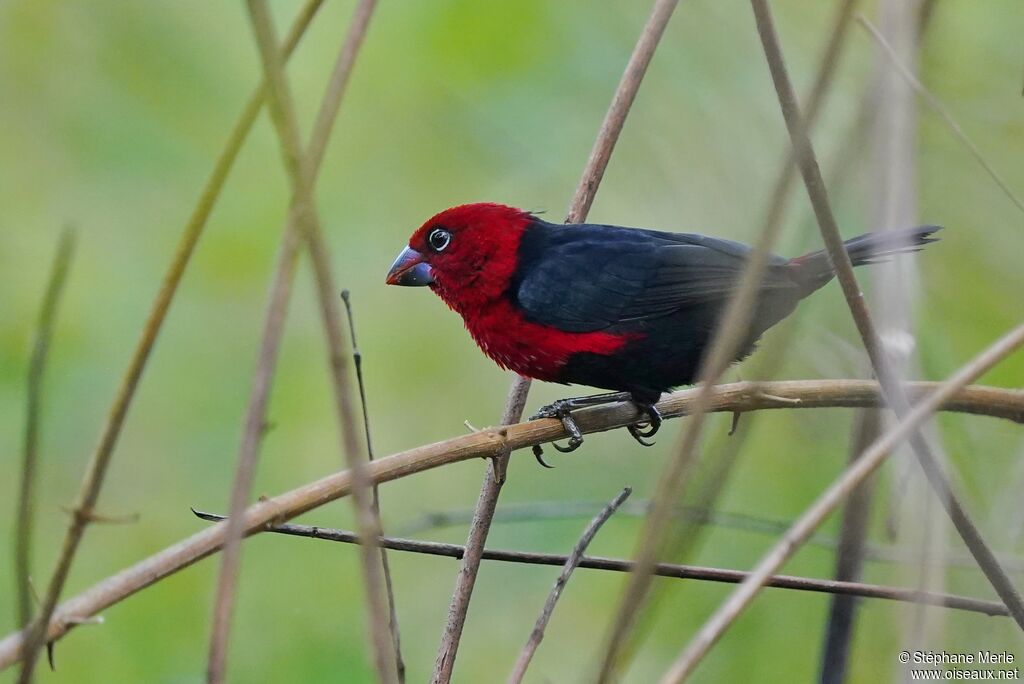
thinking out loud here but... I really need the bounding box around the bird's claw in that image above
[532,445,554,468]
[627,425,657,447]
[530,400,587,465]
[629,421,658,439]
[626,404,662,447]
[552,435,584,453]
[530,394,660,463]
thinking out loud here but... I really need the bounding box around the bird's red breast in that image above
[458,296,632,381]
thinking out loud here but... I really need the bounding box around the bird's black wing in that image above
[512,222,797,333]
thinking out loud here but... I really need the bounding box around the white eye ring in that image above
[428,228,451,252]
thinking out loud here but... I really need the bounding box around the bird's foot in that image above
[530,398,588,466]
[626,404,662,447]
[530,392,661,465]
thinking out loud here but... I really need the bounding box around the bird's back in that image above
[511,220,798,334]
[506,220,803,396]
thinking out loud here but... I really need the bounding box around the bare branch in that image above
[209,2,389,683]
[15,229,75,630]
[341,289,405,682]
[597,2,863,676]
[747,0,1024,631]
[819,409,882,684]
[206,131,304,684]
[658,335,1024,678]
[432,1,682,681]
[402,497,1024,573]
[189,510,1011,618]
[0,378,1018,670]
[821,0,923,677]
[508,488,632,684]
[12,4,326,680]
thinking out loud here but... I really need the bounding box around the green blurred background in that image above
[2,1,1022,681]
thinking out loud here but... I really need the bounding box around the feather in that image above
[512,221,798,333]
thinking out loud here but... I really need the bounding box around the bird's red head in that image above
[386,202,535,313]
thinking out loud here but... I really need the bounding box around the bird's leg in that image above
[530,391,662,464]
[532,391,635,418]
[530,392,632,465]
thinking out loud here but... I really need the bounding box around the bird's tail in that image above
[788,225,942,295]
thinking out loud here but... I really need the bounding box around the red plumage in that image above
[400,203,636,381]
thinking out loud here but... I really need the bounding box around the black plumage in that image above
[512,219,940,404]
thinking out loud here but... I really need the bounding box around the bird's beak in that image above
[385,246,435,286]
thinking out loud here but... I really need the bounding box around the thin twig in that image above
[287,1,396,678]
[341,292,374,463]
[342,289,405,682]
[287,2,398,680]
[189,509,1010,618]
[508,488,633,684]
[15,229,75,630]
[403,498,1024,573]
[819,409,881,684]
[857,14,1024,217]
[597,2,862,677]
[658,329,1024,681]
[206,178,304,681]
[614,13,882,660]
[431,1,682,681]
[209,2,390,683]
[13,4,326,680]
[431,376,531,683]
[748,0,1024,630]
[0,378,1018,669]
[821,0,922,677]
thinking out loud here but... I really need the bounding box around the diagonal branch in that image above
[658,333,1024,681]
[15,229,75,630]
[597,2,862,677]
[209,2,389,683]
[189,510,1011,618]
[508,488,633,684]
[0,378,1018,670]
[431,1,683,681]
[12,3,326,680]
[821,0,924,678]
[747,0,1024,630]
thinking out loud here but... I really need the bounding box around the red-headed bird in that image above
[386,203,939,461]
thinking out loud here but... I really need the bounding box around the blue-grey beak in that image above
[386,246,435,286]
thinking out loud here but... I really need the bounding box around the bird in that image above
[385,202,940,463]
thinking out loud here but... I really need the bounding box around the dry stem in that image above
[431,0,682,681]
[508,488,632,684]
[342,289,405,681]
[0,378,1018,670]
[209,2,390,683]
[189,509,1011,619]
[402,497,1024,573]
[15,229,75,630]
[659,331,1024,681]
[821,0,921,677]
[597,1,861,676]
[748,0,1024,630]
[13,4,326,680]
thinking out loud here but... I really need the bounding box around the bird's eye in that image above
[428,228,452,252]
